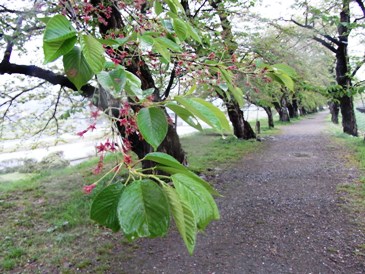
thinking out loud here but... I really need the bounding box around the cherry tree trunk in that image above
[263,106,274,128]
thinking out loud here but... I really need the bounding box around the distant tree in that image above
[291,0,365,136]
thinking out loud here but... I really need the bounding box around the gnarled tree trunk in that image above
[263,106,274,128]
[328,101,340,124]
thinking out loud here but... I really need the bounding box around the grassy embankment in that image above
[330,107,365,253]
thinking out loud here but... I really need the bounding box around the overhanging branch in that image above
[291,18,340,46]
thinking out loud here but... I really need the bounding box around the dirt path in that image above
[117,111,365,273]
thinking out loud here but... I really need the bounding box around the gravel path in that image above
[118,111,365,273]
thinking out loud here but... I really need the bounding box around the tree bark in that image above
[340,95,357,135]
[273,101,290,122]
[328,101,340,124]
[224,98,256,139]
[263,106,274,128]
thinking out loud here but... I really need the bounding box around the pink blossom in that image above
[83,184,96,194]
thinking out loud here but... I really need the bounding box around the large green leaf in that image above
[172,173,219,230]
[163,185,196,255]
[268,72,295,91]
[272,63,297,78]
[153,42,171,63]
[43,15,76,43]
[155,37,182,52]
[97,67,126,94]
[80,35,105,74]
[125,71,142,87]
[154,0,164,15]
[90,183,124,232]
[165,0,178,14]
[144,152,186,170]
[175,97,231,132]
[219,68,244,107]
[63,46,94,90]
[156,165,220,196]
[186,23,202,44]
[173,18,188,41]
[43,36,77,64]
[118,180,170,240]
[136,107,168,150]
[166,103,202,130]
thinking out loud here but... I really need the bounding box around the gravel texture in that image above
[117,111,365,274]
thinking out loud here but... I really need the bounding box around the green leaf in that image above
[162,19,174,33]
[144,152,185,170]
[153,42,171,63]
[165,0,178,14]
[219,68,244,107]
[80,35,105,74]
[186,23,202,44]
[43,36,77,64]
[125,71,142,87]
[140,34,155,49]
[125,82,143,100]
[175,97,231,132]
[156,165,220,196]
[166,103,202,130]
[97,38,119,46]
[154,0,164,15]
[163,185,196,255]
[97,67,126,94]
[63,46,94,90]
[118,179,170,240]
[268,72,295,91]
[172,173,219,230]
[173,18,188,41]
[38,17,51,24]
[155,37,182,52]
[90,183,124,232]
[231,86,244,107]
[137,107,168,150]
[43,15,76,43]
[272,63,297,77]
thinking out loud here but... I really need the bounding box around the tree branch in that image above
[312,36,337,53]
[351,56,365,78]
[0,62,96,97]
[161,63,177,100]
[193,0,209,18]
[0,81,46,120]
[290,18,340,46]
[34,87,62,135]
[355,0,365,18]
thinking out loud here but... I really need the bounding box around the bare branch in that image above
[161,63,177,100]
[290,18,340,46]
[34,87,62,135]
[0,4,27,14]
[2,16,23,63]
[351,55,365,78]
[312,36,337,53]
[193,0,209,18]
[355,0,365,18]
[0,81,46,120]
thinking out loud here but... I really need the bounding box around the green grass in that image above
[330,108,365,235]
